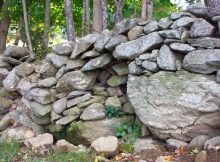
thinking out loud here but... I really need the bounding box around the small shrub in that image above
[105,106,125,118]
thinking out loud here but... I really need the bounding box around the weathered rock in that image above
[71,34,101,59]
[0,116,13,131]
[190,18,215,38]
[67,90,89,99]
[46,53,69,68]
[0,97,13,112]
[2,57,21,66]
[166,138,188,150]
[3,69,20,92]
[30,88,51,104]
[105,96,121,109]
[122,102,135,114]
[39,60,57,79]
[63,107,82,116]
[65,60,85,71]
[144,21,159,34]
[157,45,178,71]
[171,17,194,28]
[81,50,100,59]
[113,32,163,59]
[38,77,57,88]
[94,35,111,52]
[139,50,159,61]
[188,135,209,150]
[181,30,189,43]
[81,54,112,71]
[53,98,67,114]
[159,30,181,39]
[187,37,220,48]
[55,66,66,80]
[91,136,119,156]
[67,93,92,108]
[80,103,105,121]
[140,147,163,162]
[212,16,220,21]
[112,63,129,75]
[51,110,62,121]
[128,26,144,40]
[170,43,195,53]
[3,45,30,58]
[56,115,78,125]
[56,70,97,92]
[142,60,159,73]
[24,133,53,148]
[217,70,220,83]
[53,42,75,55]
[77,96,105,108]
[134,138,163,153]
[195,151,207,162]
[106,87,123,97]
[127,71,220,141]
[15,62,35,77]
[0,57,11,69]
[164,38,181,44]
[158,18,173,29]
[67,116,135,145]
[48,124,64,133]
[55,139,77,152]
[105,35,128,52]
[0,68,9,84]
[204,136,220,149]
[107,75,128,87]
[128,61,143,75]
[183,49,220,74]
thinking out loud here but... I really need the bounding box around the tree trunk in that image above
[204,0,220,11]
[93,0,103,33]
[0,16,10,53]
[85,0,90,34]
[14,18,23,46]
[141,0,153,20]
[44,0,50,49]
[114,0,124,24]
[22,0,35,57]
[64,0,76,42]
[82,0,86,36]
[101,0,107,30]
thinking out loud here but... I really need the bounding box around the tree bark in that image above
[64,0,76,42]
[101,0,107,30]
[114,0,124,24]
[14,18,23,46]
[141,0,153,20]
[22,0,35,57]
[82,0,90,36]
[93,0,103,33]
[44,0,50,49]
[204,0,220,11]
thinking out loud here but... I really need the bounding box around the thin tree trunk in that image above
[14,18,23,46]
[204,0,220,11]
[64,0,76,42]
[22,0,35,57]
[141,0,153,20]
[114,0,124,24]
[82,0,86,36]
[0,16,10,53]
[93,0,103,33]
[85,0,90,34]
[101,0,107,30]
[44,0,50,49]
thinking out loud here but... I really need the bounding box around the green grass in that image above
[0,139,96,162]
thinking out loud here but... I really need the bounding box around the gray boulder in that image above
[183,49,220,74]
[144,21,159,34]
[65,60,85,71]
[15,62,35,77]
[56,115,78,125]
[81,50,100,59]
[56,70,97,92]
[188,135,209,150]
[107,75,128,87]
[113,32,163,59]
[142,60,159,73]
[3,45,30,58]
[3,69,20,92]
[204,136,220,149]
[158,18,173,29]
[53,98,67,114]
[46,53,69,68]
[67,93,92,108]
[39,60,57,79]
[170,43,195,53]
[53,42,75,55]
[38,77,57,88]
[187,37,220,48]
[127,71,220,141]
[30,88,52,104]
[171,17,194,28]
[159,30,181,39]
[166,138,188,150]
[94,35,111,52]
[128,26,144,40]
[105,35,128,52]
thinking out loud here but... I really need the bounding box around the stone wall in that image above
[1,4,220,144]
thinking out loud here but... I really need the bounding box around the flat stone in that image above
[80,103,105,121]
[46,53,69,68]
[105,35,128,52]
[166,138,188,150]
[56,115,78,125]
[113,32,163,59]
[30,88,51,104]
[2,57,22,66]
[91,136,119,157]
[81,54,112,71]
[55,66,66,79]
[158,18,173,29]
[53,98,67,114]
[187,37,220,48]
[24,133,53,148]
[67,90,90,99]
[38,77,57,88]
[159,30,181,39]
[77,96,106,108]
[15,62,35,77]
[112,63,129,75]
[107,75,128,87]
[217,70,220,83]
[51,110,62,121]
[63,107,82,116]
[67,93,92,108]
[144,21,159,34]
[170,43,195,53]
[172,16,194,28]
[212,15,220,21]
[94,35,111,52]
[81,50,100,59]
[128,26,144,40]
[53,42,75,55]
[3,45,30,58]
[139,50,159,61]
[65,60,85,71]
[106,87,123,96]
[142,60,159,73]
[188,135,209,150]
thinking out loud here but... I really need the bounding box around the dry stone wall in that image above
[1,4,220,144]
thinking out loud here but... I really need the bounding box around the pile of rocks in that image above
[1,4,220,148]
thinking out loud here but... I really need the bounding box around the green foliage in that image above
[104,106,125,118]
[115,123,141,143]
[0,138,20,162]
[120,142,135,154]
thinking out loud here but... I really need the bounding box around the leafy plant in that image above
[115,123,141,143]
[120,142,135,154]
[104,106,125,118]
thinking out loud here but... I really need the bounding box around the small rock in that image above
[112,63,129,75]
[30,88,51,104]
[48,124,64,133]
[53,42,75,55]
[139,50,159,61]
[105,96,121,109]
[54,139,77,152]
[188,135,209,150]
[158,18,173,29]
[128,26,144,40]
[122,102,135,114]
[2,57,22,66]
[204,136,220,149]
[216,70,220,83]
[51,110,62,121]
[140,147,163,162]
[3,69,20,92]
[166,138,188,150]
[56,115,78,125]
[0,115,13,131]
[159,30,181,39]
[172,16,194,28]
[91,136,119,157]
[134,138,163,153]
[81,50,100,59]
[67,90,90,99]
[107,75,128,87]
[142,60,159,73]
[128,61,143,75]
[187,37,220,48]
[67,93,92,108]
[65,60,85,71]
[15,62,35,77]
[106,87,123,97]
[38,77,57,88]
[53,98,67,114]
[46,53,69,68]
[55,66,66,79]
[144,21,159,34]
[105,35,128,52]
[94,35,111,52]
[39,60,57,79]
[24,133,54,148]
[195,151,207,162]
[170,43,195,53]
[63,107,82,116]
[77,96,106,108]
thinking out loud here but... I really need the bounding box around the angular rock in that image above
[172,17,194,28]
[91,136,119,156]
[56,70,97,92]
[81,50,100,59]
[188,135,209,150]
[55,66,66,79]
[77,96,106,108]
[190,18,215,38]
[38,77,57,88]
[139,50,159,61]
[3,69,20,92]
[128,26,144,40]
[159,30,181,39]
[166,138,188,150]
[63,107,82,116]
[80,103,105,121]
[55,139,77,152]
[113,32,163,59]
[144,21,159,34]
[170,43,195,53]
[15,62,35,77]
[128,61,143,75]
[30,88,51,104]
[183,49,220,74]
[204,136,220,149]
[65,60,85,71]
[94,35,111,52]
[107,75,128,87]
[0,68,9,84]
[142,60,159,73]
[56,115,78,125]
[71,34,101,59]
[67,90,90,99]
[2,57,22,65]
[158,18,173,29]
[53,98,67,114]
[46,53,69,68]
[217,70,220,83]
[105,35,128,52]
[112,63,129,75]
[105,96,121,109]
[24,133,53,148]
[39,60,57,79]
[0,57,11,69]
[106,87,123,97]
[0,97,13,112]
[51,110,62,121]
[134,138,163,153]
[122,102,135,114]
[67,93,92,108]
[53,42,75,55]
[187,37,220,48]
[3,45,30,58]
[0,115,12,131]
[81,54,112,71]
[127,71,220,141]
